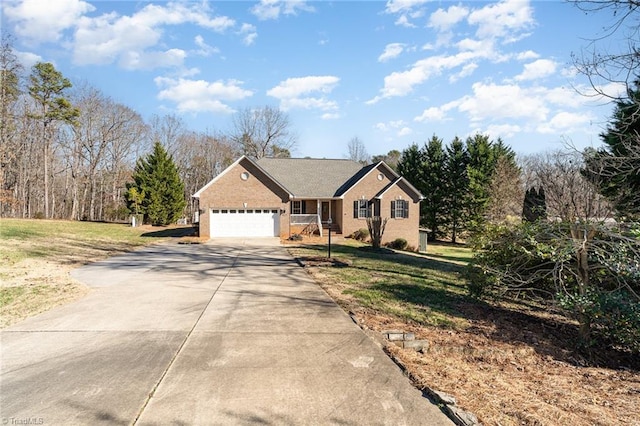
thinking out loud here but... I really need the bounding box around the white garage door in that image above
[210,209,280,237]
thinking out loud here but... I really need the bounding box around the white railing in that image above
[290,214,323,237]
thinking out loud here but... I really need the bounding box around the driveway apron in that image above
[1,239,452,425]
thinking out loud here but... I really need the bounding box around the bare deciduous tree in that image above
[347,136,370,165]
[229,106,296,159]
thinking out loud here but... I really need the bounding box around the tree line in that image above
[395,134,520,242]
[0,34,295,223]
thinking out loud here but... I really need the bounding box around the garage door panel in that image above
[210,209,279,237]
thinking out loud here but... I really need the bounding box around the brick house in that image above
[193,156,424,248]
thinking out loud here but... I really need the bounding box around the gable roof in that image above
[256,157,363,198]
[192,155,292,198]
[375,177,424,201]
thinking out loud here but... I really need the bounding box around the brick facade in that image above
[340,165,421,248]
[195,157,421,245]
[196,158,290,238]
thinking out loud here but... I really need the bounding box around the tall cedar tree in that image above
[583,78,640,219]
[444,137,469,243]
[421,136,447,241]
[126,142,186,226]
[397,143,425,194]
[466,135,515,232]
[522,187,547,222]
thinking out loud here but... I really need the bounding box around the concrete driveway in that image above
[1,239,452,425]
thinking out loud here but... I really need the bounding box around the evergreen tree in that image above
[28,62,79,218]
[125,142,186,226]
[443,137,469,243]
[421,135,447,241]
[465,134,497,231]
[396,144,424,185]
[465,135,515,231]
[522,187,547,222]
[583,77,640,219]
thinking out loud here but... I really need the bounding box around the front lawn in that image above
[0,219,194,327]
[288,240,640,426]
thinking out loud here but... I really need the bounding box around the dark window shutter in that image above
[302,201,306,214]
[391,201,396,219]
[403,201,409,218]
[354,200,358,218]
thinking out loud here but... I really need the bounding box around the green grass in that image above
[0,219,195,325]
[0,218,170,266]
[289,240,474,329]
[0,286,26,306]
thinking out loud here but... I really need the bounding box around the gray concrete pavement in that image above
[1,239,452,425]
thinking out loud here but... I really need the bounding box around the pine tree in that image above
[125,142,186,226]
[583,78,640,219]
[421,136,447,241]
[397,144,424,187]
[28,62,79,218]
[522,187,547,222]
[444,137,469,243]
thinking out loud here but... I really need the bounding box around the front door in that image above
[321,201,330,222]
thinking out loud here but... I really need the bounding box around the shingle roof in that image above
[256,157,364,198]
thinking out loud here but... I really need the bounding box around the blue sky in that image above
[2,0,623,158]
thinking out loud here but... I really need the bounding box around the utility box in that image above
[130,214,144,227]
[419,229,429,253]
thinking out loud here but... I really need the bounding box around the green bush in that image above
[351,228,369,242]
[387,238,408,250]
[558,290,640,353]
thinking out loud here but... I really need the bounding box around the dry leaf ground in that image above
[289,240,640,426]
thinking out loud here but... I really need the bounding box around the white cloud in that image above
[515,59,557,81]
[483,124,522,139]
[374,119,410,137]
[155,77,253,114]
[267,76,340,112]
[72,2,235,69]
[449,63,478,82]
[322,113,340,120]
[239,23,258,46]
[3,0,95,44]
[394,15,416,28]
[468,0,535,42]
[517,50,540,60]
[378,43,405,63]
[194,35,219,57]
[385,0,429,14]
[14,50,43,68]
[414,106,448,122]
[428,5,469,31]
[538,111,593,134]
[251,0,315,20]
[121,49,187,71]
[368,51,481,103]
[458,82,549,123]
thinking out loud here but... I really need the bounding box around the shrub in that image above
[33,212,45,220]
[558,290,640,353]
[351,228,369,242]
[288,233,303,241]
[387,238,408,250]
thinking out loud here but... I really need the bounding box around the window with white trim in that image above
[292,200,302,214]
[392,200,409,219]
[353,199,370,218]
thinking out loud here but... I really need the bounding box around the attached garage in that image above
[210,209,280,238]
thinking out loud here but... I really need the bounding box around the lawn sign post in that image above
[327,217,332,258]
